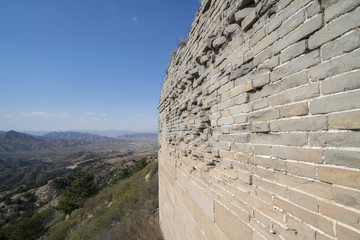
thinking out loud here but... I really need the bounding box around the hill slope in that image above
[43,131,127,144]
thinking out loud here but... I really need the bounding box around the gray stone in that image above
[241,10,258,31]
[321,30,360,61]
[270,82,319,107]
[325,149,360,169]
[235,7,255,23]
[281,70,308,90]
[212,36,227,49]
[252,73,270,88]
[251,123,270,133]
[280,40,307,63]
[278,9,305,38]
[248,108,280,122]
[270,116,328,132]
[200,55,210,64]
[309,7,360,49]
[280,102,308,117]
[324,0,360,22]
[224,24,239,35]
[279,133,308,146]
[329,110,360,130]
[218,116,234,126]
[310,89,360,114]
[321,70,360,95]
[273,14,322,54]
[271,50,320,82]
[310,132,360,148]
[306,0,321,18]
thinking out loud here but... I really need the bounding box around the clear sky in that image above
[0,0,199,132]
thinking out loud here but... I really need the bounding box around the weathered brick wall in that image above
[158,0,360,239]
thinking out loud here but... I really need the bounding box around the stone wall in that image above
[158,0,360,239]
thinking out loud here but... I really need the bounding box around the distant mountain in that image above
[43,131,128,144]
[77,130,137,138]
[0,130,49,152]
[20,130,50,136]
[0,131,132,157]
[117,133,158,139]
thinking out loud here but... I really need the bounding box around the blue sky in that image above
[0,0,199,132]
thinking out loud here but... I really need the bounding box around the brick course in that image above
[158,0,360,239]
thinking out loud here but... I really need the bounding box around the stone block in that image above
[234,93,248,104]
[278,9,305,38]
[248,108,280,122]
[318,166,360,190]
[250,82,281,102]
[202,213,228,240]
[325,149,360,169]
[214,201,252,240]
[275,172,332,199]
[321,70,360,95]
[324,0,360,22]
[332,185,360,210]
[321,29,360,61]
[280,70,308,90]
[280,40,307,63]
[235,7,255,23]
[306,0,321,18]
[182,188,203,228]
[336,223,360,240]
[229,103,252,115]
[280,102,308,117]
[200,55,210,64]
[253,175,287,198]
[233,80,254,93]
[309,49,360,82]
[310,89,360,114]
[329,110,360,130]
[219,142,231,151]
[234,114,247,123]
[279,133,308,146]
[253,145,271,156]
[273,14,322,54]
[218,80,233,95]
[252,73,270,88]
[241,9,258,31]
[270,116,327,132]
[212,36,227,49]
[224,23,239,35]
[309,6,360,49]
[319,200,360,231]
[188,180,214,221]
[249,155,286,172]
[251,122,269,133]
[244,31,278,61]
[218,116,234,126]
[271,50,320,82]
[310,132,360,148]
[288,189,318,212]
[287,161,317,179]
[250,133,280,145]
[274,196,334,236]
[287,216,316,240]
[252,99,269,111]
[250,27,266,47]
[272,146,323,164]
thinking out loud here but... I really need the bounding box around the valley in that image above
[0,130,159,239]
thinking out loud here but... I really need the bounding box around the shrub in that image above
[57,172,97,214]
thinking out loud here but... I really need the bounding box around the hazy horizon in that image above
[0,129,157,137]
